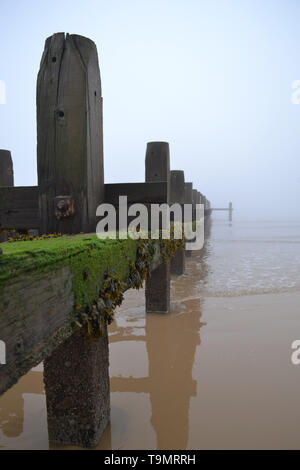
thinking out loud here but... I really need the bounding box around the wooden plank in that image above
[37,33,104,234]
[0,236,162,396]
[0,186,39,230]
[170,171,185,204]
[184,182,193,204]
[170,171,185,274]
[0,265,74,396]
[0,150,14,186]
[145,142,170,313]
[211,208,232,211]
[145,142,170,202]
[105,182,168,205]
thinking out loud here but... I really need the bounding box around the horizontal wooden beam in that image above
[0,235,163,396]
[211,208,233,211]
[105,182,168,205]
[0,186,40,230]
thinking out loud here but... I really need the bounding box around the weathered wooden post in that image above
[145,141,170,202]
[0,150,14,242]
[192,189,197,222]
[37,33,108,448]
[184,182,193,257]
[0,150,14,187]
[145,142,170,313]
[37,33,104,234]
[170,170,185,275]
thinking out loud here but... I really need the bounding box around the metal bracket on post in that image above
[54,195,75,220]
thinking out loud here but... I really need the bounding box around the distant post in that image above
[184,182,193,257]
[0,150,14,242]
[229,201,233,221]
[39,33,109,448]
[170,170,185,275]
[192,189,197,223]
[145,142,170,313]
[145,141,170,202]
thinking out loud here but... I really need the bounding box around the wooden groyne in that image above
[0,33,211,448]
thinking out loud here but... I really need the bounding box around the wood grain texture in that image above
[0,265,74,395]
[0,239,163,396]
[0,150,14,187]
[104,182,168,205]
[0,186,39,230]
[37,33,104,234]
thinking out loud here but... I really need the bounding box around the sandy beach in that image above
[1,218,300,450]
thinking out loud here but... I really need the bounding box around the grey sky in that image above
[0,0,300,220]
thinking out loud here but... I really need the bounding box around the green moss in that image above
[0,235,132,283]
[0,229,184,341]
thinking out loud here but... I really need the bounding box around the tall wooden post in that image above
[197,191,201,206]
[38,33,108,448]
[37,33,104,235]
[145,141,170,202]
[145,142,170,313]
[192,189,197,222]
[170,170,185,275]
[0,150,14,187]
[0,150,14,242]
[184,182,193,257]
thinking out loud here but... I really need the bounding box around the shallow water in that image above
[1,218,300,450]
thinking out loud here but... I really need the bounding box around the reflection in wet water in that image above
[106,226,211,450]
[0,369,44,439]
[1,219,300,449]
[109,291,206,449]
[0,365,47,450]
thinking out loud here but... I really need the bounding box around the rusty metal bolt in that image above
[54,195,75,220]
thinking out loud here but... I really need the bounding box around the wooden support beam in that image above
[0,186,39,230]
[145,142,170,313]
[170,170,185,205]
[105,182,168,205]
[44,330,110,448]
[184,182,193,205]
[0,236,163,398]
[170,170,185,275]
[0,261,74,396]
[145,141,170,202]
[36,32,105,448]
[145,262,170,313]
[37,33,104,235]
[0,150,14,187]
[184,182,193,257]
[192,189,197,222]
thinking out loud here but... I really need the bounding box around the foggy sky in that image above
[0,0,300,220]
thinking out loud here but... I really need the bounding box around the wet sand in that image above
[1,219,300,449]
